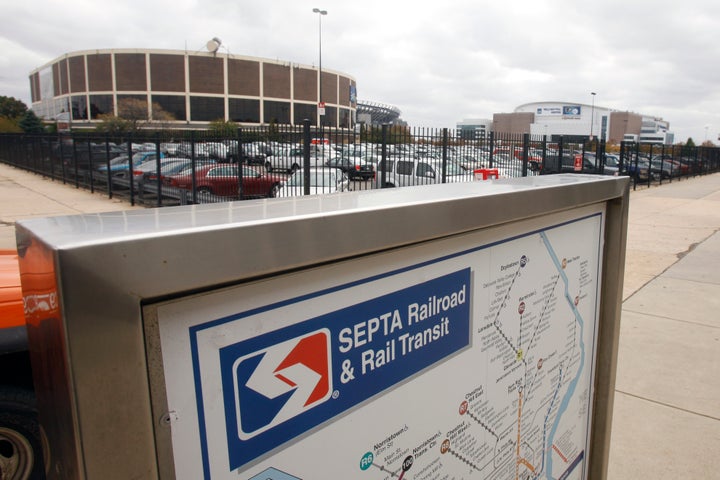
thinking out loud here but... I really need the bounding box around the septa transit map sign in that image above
[153,205,605,480]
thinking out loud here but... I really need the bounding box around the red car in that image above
[165,163,285,198]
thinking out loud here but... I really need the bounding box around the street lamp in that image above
[313,7,327,125]
[589,92,596,141]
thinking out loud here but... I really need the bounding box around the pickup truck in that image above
[0,249,45,479]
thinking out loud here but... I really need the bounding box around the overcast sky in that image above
[2,0,719,143]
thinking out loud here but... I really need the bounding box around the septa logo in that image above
[232,329,332,440]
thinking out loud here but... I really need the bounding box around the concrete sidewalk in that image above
[1,162,719,477]
[608,175,720,478]
[0,163,143,249]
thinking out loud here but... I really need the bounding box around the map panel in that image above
[156,207,605,480]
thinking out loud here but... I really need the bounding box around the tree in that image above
[117,98,150,132]
[0,96,28,120]
[97,98,176,135]
[18,110,45,134]
[681,137,697,157]
[149,102,175,130]
[95,114,133,136]
[361,124,413,144]
[208,119,239,137]
[0,117,22,133]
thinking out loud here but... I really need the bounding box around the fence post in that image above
[190,131,197,204]
[441,128,448,183]
[522,133,529,177]
[105,135,113,199]
[303,119,311,196]
[127,136,135,206]
[380,124,388,188]
[489,131,495,168]
[86,136,95,193]
[58,134,67,184]
[154,132,162,207]
[71,136,80,188]
[557,136,565,174]
[237,127,244,199]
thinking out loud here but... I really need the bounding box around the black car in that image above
[325,157,375,180]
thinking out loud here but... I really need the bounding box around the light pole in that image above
[313,7,327,126]
[589,92,596,141]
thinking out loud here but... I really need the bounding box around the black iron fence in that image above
[1,122,719,208]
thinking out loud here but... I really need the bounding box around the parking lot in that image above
[2,125,719,210]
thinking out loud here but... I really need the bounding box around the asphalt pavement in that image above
[1,162,718,478]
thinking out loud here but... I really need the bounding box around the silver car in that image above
[374,157,473,188]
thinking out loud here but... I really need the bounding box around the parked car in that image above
[175,142,228,161]
[276,168,350,197]
[164,163,285,198]
[97,151,165,175]
[225,143,267,165]
[325,157,375,180]
[626,158,652,181]
[602,154,621,175]
[649,158,678,179]
[135,158,199,183]
[57,141,125,169]
[374,158,473,188]
[265,146,328,173]
[0,250,46,480]
[581,153,621,176]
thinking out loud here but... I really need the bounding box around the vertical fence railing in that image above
[2,129,720,206]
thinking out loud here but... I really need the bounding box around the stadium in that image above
[28,48,358,129]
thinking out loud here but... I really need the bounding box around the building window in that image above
[319,106,337,128]
[115,95,148,120]
[71,95,88,120]
[263,100,290,125]
[89,95,113,119]
[339,108,351,128]
[190,96,225,122]
[152,95,186,121]
[293,103,317,126]
[229,98,260,123]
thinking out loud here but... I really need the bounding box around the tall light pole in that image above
[590,92,597,141]
[313,7,327,126]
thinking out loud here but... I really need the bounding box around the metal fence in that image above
[1,122,719,207]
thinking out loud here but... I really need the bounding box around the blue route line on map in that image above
[539,231,587,480]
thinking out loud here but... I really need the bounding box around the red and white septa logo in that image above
[232,329,332,440]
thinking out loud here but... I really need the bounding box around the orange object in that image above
[0,249,25,329]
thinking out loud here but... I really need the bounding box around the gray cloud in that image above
[2,0,719,142]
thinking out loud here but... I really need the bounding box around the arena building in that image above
[28,48,358,129]
[491,101,673,145]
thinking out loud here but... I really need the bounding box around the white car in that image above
[276,167,350,197]
[374,157,473,188]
